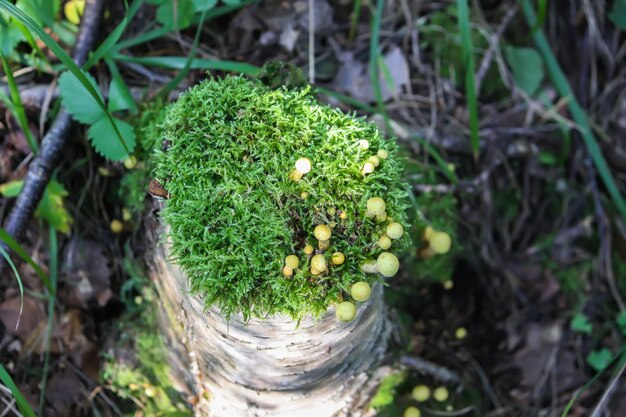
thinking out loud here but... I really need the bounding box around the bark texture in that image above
[149,225,391,417]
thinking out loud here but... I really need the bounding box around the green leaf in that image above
[0,179,23,197]
[107,59,138,114]
[222,0,242,4]
[0,11,25,55]
[505,46,544,96]
[616,311,626,336]
[155,0,194,30]
[570,313,592,335]
[58,70,104,124]
[38,180,72,233]
[0,365,37,417]
[16,0,58,26]
[193,0,217,12]
[609,0,626,30]
[586,348,613,372]
[88,116,136,161]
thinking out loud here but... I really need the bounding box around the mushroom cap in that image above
[335,301,357,322]
[386,222,404,239]
[403,407,421,417]
[350,281,371,302]
[311,254,327,272]
[295,157,312,173]
[282,266,294,277]
[376,252,399,277]
[433,386,449,402]
[285,255,299,269]
[378,235,392,250]
[412,385,431,402]
[303,244,314,255]
[366,197,386,216]
[331,252,345,265]
[358,139,370,149]
[377,149,388,159]
[367,155,380,167]
[430,231,451,254]
[362,162,375,174]
[314,224,332,241]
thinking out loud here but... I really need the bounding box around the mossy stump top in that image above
[154,75,410,320]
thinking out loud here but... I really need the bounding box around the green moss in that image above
[153,75,411,319]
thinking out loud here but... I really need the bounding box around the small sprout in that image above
[447,163,456,172]
[123,156,137,170]
[328,221,337,228]
[134,296,143,305]
[403,406,421,417]
[335,301,357,322]
[110,219,123,234]
[433,386,449,402]
[378,235,392,250]
[295,157,312,174]
[311,254,327,273]
[455,326,468,340]
[283,266,294,278]
[443,280,454,290]
[285,255,299,269]
[366,197,386,217]
[430,231,451,254]
[376,252,399,278]
[351,281,371,302]
[412,385,430,402]
[386,222,404,239]
[423,226,435,240]
[98,167,111,176]
[375,213,387,223]
[377,149,388,159]
[358,139,369,149]
[327,207,336,216]
[314,224,332,241]
[331,252,345,265]
[128,383,139,391]
[367,155,381,167]
[290,169,304,181]
[304,244,314,255]
[300,191,309,199]
[122,207,132,222]
[339,211,347,220]
[362,162,375,174]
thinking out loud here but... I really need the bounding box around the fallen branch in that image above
[1,0,104,268]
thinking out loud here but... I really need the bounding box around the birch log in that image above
[148,226,392,417]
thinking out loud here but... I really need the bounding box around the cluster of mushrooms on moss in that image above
[151,75,452,322]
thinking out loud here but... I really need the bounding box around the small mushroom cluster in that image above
[421,226,452,257]
[361,141,389,176]
[290,157,312,181]
[405,384,451,417]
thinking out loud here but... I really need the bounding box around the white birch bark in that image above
[149,228,391,417]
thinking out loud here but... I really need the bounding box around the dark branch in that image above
[1,0,105,267]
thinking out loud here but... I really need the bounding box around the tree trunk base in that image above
[147,222,393,416]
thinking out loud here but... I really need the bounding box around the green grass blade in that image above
[38,226,58,414]
[521,0,626,221]
[111,54,261,76]
[369,0,385,117]
[0,0,131,156]
[0,364,37,417]
[348,0,362,42]
[457,0,480,159]
[0,227,51,291]
[1,56,38,152]
[531,0,548,32]
[160,6,209,96]
[84,0,145,70]
[0,244,24,332]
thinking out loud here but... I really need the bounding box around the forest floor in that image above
[1,0,626,416]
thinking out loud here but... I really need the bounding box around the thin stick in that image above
[0,0,104,265]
